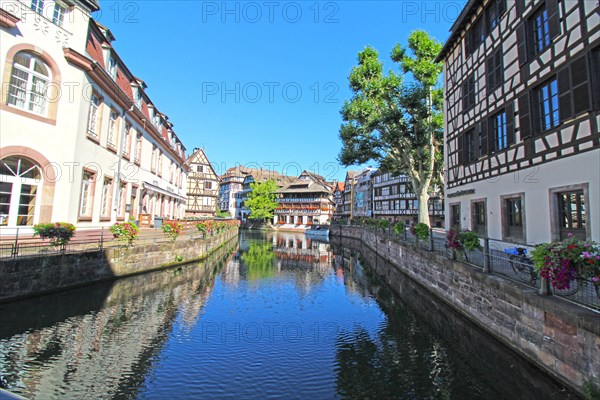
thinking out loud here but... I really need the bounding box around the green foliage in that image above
[245,179,279,221]
[338,30,443,226]
[241,241,276,280]
[378,219,390,229]
[174,255,184,262]
[216,210,231,218]
[460,230,482,251]
[393,222,405,236]
[583,380,600,400]
[413,223,430,241]
[33,222,76,247]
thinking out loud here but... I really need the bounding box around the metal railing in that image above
[0,225,236,260]
[335,225,600,312]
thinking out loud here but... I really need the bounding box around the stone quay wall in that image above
[0,229,239,303]
[330,225,600,395]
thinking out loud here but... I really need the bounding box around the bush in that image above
[110,222,139,244]
[460,230,481,251]
[378,219,390,229]
[33,222,76,247]
[413,223,430,241]
[162,221,183,242]
[393,222,405,236]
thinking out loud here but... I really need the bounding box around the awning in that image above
[142,181,187,202]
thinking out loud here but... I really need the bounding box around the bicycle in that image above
[504,247,538,285]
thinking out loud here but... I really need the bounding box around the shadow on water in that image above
[331,237,580,400]
[0,240,238,400]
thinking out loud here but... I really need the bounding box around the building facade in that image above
[331,182,345,220]
[437,0,599,243]
[273,171,334,227]
[185,148,219,218]
[0,0,188,230]
[236,170,294,222]
[372,171,445,227]
[218,166,257,217]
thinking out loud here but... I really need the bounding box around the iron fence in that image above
[340,224,600,312]
[0,226,232,260]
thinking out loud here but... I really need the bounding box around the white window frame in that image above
[7,52,50,116]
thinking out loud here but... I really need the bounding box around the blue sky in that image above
[94,1,466,181]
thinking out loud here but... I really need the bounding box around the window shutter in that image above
[486,57,494,91]
[517,23,528,66]
[558,66,573,121]
[547,0,560,39]
[506,101,515,146]
[515,0,525,14]
[495,49,503,86]
[571,56,590,115]
[457,134,465,165]
[488,118,496,153]
[499,0,507,15]
[518,92,532,139]
[591,49,600,110]
[530,88,541,134]
[480,120,489,155]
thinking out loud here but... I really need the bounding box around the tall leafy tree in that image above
[338,30,443,226]
[245,179,279,222]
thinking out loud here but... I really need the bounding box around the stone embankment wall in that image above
[330,225,600,395]
[0,229,238,303]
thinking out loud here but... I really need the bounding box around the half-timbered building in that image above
[273,171,334,227]
[185,148,219,218]
[372,171,445,227]
[437,0,600,243]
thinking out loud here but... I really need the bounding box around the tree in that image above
[245,179,279,222]
[338,30,443,226]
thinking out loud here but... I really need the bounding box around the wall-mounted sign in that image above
[447,189,475,198]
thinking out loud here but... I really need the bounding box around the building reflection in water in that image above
[0,242,237,400]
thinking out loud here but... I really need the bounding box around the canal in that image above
[0,231,579,399]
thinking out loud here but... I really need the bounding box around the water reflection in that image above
[0,232,578,399]
[0,241,238,400]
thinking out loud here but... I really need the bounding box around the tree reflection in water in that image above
[240,241,277,280]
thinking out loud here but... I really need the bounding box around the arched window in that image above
[7,51,51,115]
[0,156,42,226]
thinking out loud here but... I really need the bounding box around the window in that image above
[538,78,559,131]
[107,56,117,79]
[0,157,41,227]
[462,75,475,111]
[206,181,213,190]
[107,110,118,148]
[532,5,551,55]
[503,195,525,241]
[133,86,143,109]
[31,0,44,14]
[465,128,478,162]
[79,171,95,217]
[450,204,461,228]
[100,178,113,218]
[53,2,67,26]
[486,0,506,33]
[87,92,101,138]
[472,201,487,236]
[467,17,485,54]
[197,165,204,173]
[117,182,126,217]
[134,133,142,163]
[557,191,586,240]
[592,48,600,110]
[151,145,157,173]
[7,52,50,115]
[486,48,503,91]
[158,152,163,176]
[123,122,132,157]
[491,110,508,151]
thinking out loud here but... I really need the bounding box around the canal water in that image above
[0,231,578,399]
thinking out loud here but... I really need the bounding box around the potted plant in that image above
[532,235,600,295]
[162,221,183,242]
[445,227,481,262]
[110,221,139,245]
[412,222,430,245]
[33,222,76,252]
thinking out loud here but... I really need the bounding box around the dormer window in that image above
[107,55,117,79]
[132,86,142,109]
